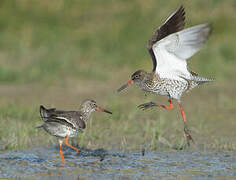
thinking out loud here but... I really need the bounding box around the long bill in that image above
[97,107,112,114]
[117,80,134,92]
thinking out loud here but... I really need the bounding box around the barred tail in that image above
[193,76,213,85]
[188,76,213,91]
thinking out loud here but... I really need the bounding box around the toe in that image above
[138,104,146,109]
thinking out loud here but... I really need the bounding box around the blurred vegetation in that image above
[0,0,236,152]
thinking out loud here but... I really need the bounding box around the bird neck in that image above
[80,107,94,121]
[138,72,161,90]
[140,72,155,84]
[146,72,155,79]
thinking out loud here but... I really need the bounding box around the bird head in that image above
[117,70,147,92]
[80,99,112,114]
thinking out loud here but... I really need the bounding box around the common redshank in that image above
[37,99,112,164]
[117,6,212,146]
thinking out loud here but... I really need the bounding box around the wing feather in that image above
[166,24,212,60]
[39,106,86,129]
[147,6,185,72]
[153,24,212,80]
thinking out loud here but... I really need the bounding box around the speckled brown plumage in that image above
[37,99,112,164]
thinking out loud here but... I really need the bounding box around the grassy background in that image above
[0,0,236,152]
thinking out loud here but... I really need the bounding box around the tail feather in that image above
[188,76,213,91]
[40,105,50,120]
[193,76,213,85]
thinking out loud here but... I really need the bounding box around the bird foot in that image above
[138,102,157,110]
[184,125,194,146]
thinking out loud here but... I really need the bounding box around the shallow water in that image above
[0,147,236,179]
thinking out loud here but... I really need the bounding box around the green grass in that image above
[0,0,236,152]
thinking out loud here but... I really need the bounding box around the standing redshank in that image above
[37,99,112,164]
[117,6,212,146]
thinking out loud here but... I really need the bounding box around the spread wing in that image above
[147,6,211,80]
[152,23,211,80]
[147,6,185,72]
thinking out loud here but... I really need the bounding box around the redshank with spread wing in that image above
[118,6,212,146]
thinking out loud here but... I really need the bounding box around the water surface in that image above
[0,148,236,179]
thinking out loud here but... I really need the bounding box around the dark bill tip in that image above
[97,107,112,114]
[103,109,112,114]
[117,83,128,92]
[117,80,134,92]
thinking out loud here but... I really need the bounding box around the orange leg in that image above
[178,101,194,146]
[158,99,174,110]
[178,101,187,123]
[65,136,80,155]
[59,139,65,164]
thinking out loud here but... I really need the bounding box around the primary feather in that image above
[147,6,185,72]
